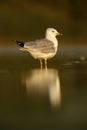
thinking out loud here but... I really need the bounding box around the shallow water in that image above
[0,46,87,130]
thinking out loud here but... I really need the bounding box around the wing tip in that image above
[12,40,24,47]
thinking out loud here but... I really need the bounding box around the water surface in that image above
[0,46,87,130]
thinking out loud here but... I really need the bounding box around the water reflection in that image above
[22,69,61,107]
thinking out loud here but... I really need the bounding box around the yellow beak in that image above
[57,32,63,36]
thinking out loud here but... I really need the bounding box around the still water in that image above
[0,46,87,130]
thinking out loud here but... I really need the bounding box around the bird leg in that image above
[45,59,47,69]
[40,59,43,69]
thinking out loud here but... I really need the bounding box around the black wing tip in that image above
[12,40,24,47]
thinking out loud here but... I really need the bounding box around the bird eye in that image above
[52,30,54,32]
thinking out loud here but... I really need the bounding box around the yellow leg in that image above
[40,59,43,69]
[45,59,47,69]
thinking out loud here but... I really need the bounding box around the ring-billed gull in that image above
[14,28,62,68]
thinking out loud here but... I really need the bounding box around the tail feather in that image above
[13,40,24,47]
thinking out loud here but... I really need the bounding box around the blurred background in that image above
[0,0,87,45]
[0,1,87,130]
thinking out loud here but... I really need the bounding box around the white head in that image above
[45,28,61,39]
[45,28,62,52]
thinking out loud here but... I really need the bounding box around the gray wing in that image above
[24,39,55,53]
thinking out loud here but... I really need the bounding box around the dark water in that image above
[0,46,87,130]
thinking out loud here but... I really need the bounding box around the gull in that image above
[14,28,62,68]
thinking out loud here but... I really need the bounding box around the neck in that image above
[46,34,58,50]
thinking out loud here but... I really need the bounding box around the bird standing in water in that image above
[14,28,62,69]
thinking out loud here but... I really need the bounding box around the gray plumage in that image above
[24,39,55,53]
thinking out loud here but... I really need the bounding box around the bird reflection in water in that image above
[22,69,61,107]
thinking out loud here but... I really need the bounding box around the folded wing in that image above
[24,39,55,53]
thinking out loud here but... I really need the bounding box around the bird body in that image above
[23,39,56,59]
[15,28,62,68]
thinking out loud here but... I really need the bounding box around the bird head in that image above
[46,28,62,38]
